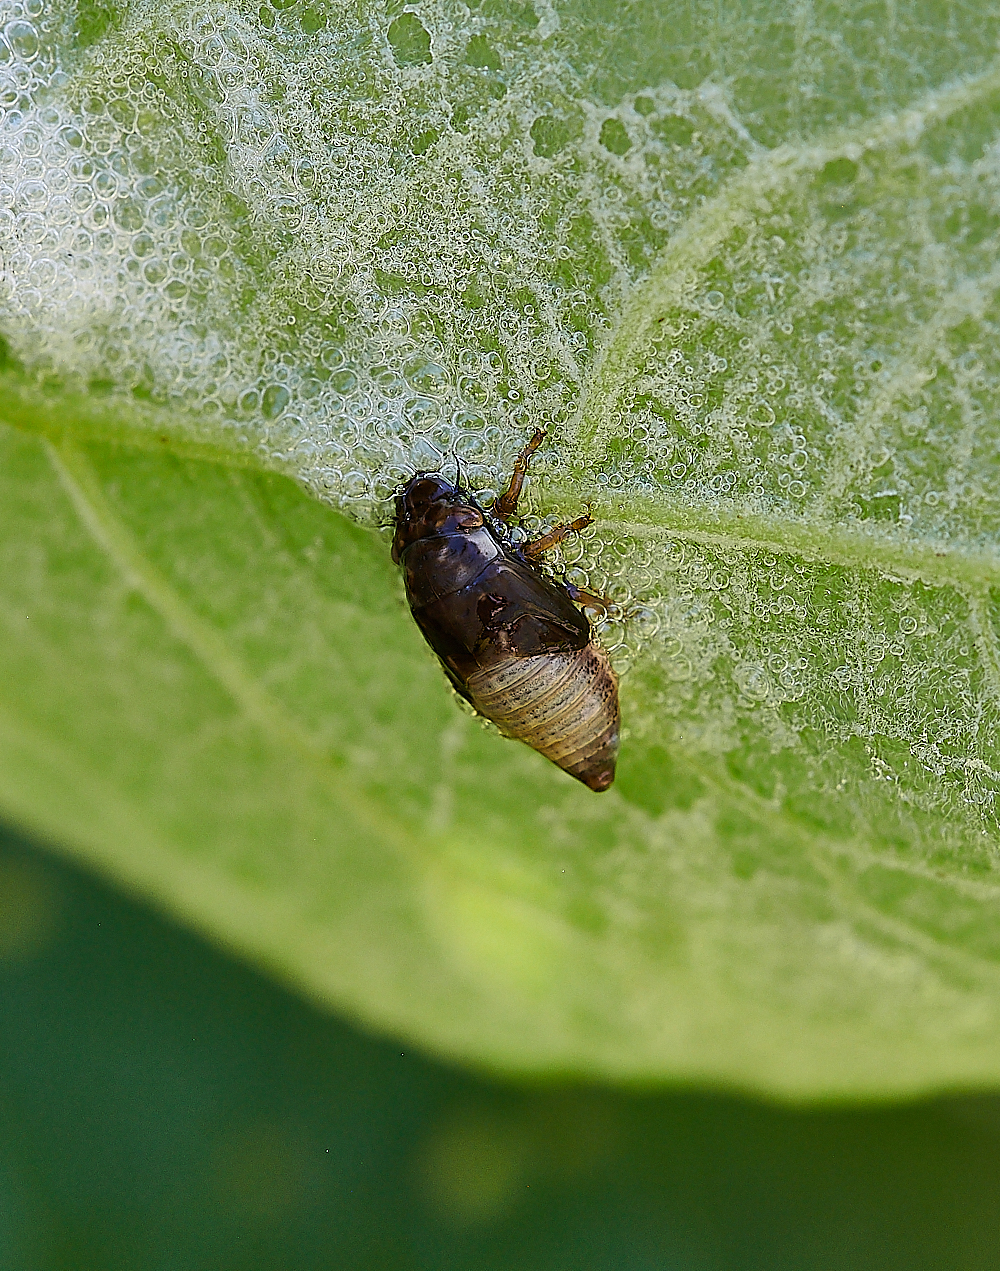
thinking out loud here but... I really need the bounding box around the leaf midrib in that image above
[13,421,1000,1006]
[5,390,1000,597]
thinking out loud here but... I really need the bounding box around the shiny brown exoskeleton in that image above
[392,430,620,791]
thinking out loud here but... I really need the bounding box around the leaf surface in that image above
[4,0,1000,1097]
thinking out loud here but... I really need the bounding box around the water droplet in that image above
[262,383,291,419]
[6,21,39,60]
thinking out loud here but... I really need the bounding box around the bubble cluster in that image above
[0,1,753,573]
[4,0,1000,834]
[590,97,1000,540]
[0,0,766,704]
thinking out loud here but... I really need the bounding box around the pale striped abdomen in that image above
[466,644,619,791]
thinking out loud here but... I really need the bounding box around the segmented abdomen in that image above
[466,644,619,791]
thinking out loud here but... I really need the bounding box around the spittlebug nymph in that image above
[392,430,620,791]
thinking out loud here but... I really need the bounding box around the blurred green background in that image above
[3,820,1000,1270]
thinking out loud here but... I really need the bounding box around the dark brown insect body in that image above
[392,431,620,791]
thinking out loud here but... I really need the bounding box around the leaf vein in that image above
[577,57,1000,462]
[44,438,419,860]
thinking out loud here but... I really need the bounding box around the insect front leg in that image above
[566,582,617,615]
[522,511,592,559]
[492,428,546,520]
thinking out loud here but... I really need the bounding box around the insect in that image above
[392,429,620,791]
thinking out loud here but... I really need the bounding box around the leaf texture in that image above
[3,0,1000,1097]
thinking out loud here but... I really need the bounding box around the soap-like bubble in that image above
[4,0,1000,814]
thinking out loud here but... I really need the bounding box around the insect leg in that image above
[492,428,546,520]
[522,511,592,559]
[566,582,616,615]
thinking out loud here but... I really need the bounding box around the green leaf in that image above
[4,0,1000,1099]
